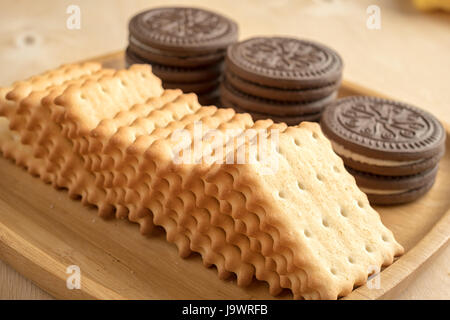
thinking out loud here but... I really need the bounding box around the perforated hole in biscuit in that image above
[297,181,305,191]
[293,137,301,147]
[330,268,337,276]
[277,146,283,155]
[322,218,329,228]
[312,132,319,140]
[304,229,312,238]
[365,244,373,253]
[316,173,324,182]
[357,200,364,208]
[339,207,348,217]
[333,165,340,173]
[348,256,355,264]
[277,190,286,199]
[382,235,389,242]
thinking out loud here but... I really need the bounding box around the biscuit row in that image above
[0,64,307,296]
[0,63,404,299]
[0,63,296,295]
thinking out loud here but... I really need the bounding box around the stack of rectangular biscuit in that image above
[0,63,404,299]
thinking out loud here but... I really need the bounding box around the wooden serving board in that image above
[0,51,449,300]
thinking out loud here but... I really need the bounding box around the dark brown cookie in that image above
[125,46,145,66]
[226,37,343,89]
[128,35,225,67]
[221,97,321,125]
[148,62,222,84]
[220,78,337,116]
[125,47,223,83]
[340,146,445,176]
[224,70,340,102]
[163,79,219,94]
[347,165,438,191]
[362,177,436,206]
[198,88,220,106]
[348,165,439,205]
[320,96,446,163]
[129,7,238,54]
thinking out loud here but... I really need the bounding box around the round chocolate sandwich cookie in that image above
[348,166,438,205]
[321,96,446,176]
[164,78,220,94]
[347,165,438,192]
[129,35,225,68]
[341,145,445,177]
[226,37,343,89]
[125,46,146,66]
[125,47,223,83]
[129,7,238,54]
[363,177,436,205]
[198,87,220,106]
[224,70,340,102]
[220,79,337,116]
[221,97,322,125]
[150,63,223,84]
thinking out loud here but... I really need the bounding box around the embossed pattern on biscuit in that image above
[155,112,256,277]
[183,121,292,294]
[87,90,200,225]
[54,64,163,141]
[10,70,118,197]
[0,63,103,184]
[201,122,319,298]
[0,63,101,119]
[48,65,164,216]
[1,64,103,164]
[26,69,116,158]
[1,64,164,218]
[0,118,49,179]
[125,107,236,237]
[138,113,299,294]
[206,122,403,298]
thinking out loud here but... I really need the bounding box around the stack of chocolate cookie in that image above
[126,7,238,105]
[220,37,343,125]
[321,96,446,205]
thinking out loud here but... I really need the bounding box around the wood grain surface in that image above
[0,0,449,300]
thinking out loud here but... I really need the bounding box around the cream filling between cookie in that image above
[359,187,410,195]
[331,142,421,167]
